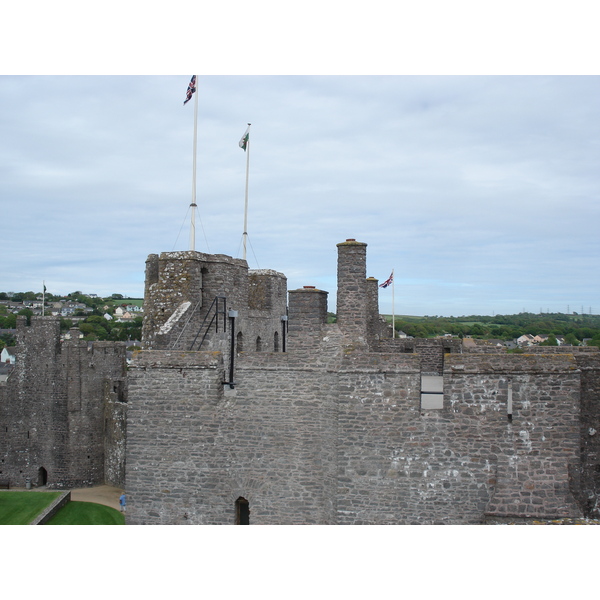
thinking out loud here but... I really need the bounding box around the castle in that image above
[2,239,599,524]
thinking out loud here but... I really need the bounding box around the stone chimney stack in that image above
[336,239,368,342]
[365,276,381,343]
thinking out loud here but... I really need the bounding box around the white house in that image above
[1,346,16,364]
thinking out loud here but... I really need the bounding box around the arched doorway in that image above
[235,496,250,525]
[38,467,47,487]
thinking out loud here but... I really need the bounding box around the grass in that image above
[45,501,124,525]
[0,491,62,525]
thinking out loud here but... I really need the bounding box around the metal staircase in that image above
[170,296,228,350]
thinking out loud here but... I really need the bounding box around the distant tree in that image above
[588,335,600,348]
[540,333,559,346]
[0,333,15,352]
[17,308,33,325]
[60,318,73,331]
[564,333,579,346]
[0,313,17,329]
[78,323,96,337]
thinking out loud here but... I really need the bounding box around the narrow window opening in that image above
[237,331,244,353]
[274,331,279,352]
[256,336,262,352]
[235,496,250,525]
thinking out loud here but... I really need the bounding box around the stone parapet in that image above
[288,286,328,350]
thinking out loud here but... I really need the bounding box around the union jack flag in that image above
[183,75,196,105]
[379,272,393,288]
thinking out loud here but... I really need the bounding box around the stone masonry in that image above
[0,316,127,489]
[124,239,600,524]
[1,238,598,521]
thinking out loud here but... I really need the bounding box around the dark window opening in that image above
[256,336,262,352]
[237,331,244,353]
[113,380,126,403]
[235,496,250,525]
[274,331,279,352]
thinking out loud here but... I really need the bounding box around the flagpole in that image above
[189,75,199,251]
[242,123,251,261]
[392,269,395,338]
[42,281,45,317]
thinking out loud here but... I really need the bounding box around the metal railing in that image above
[189,296,227,351]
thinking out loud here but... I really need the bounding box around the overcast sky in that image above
[1,74,599,317]
[2,3,599,318]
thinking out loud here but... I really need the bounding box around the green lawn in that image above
[45,501,124,525]
[0,491,62,525]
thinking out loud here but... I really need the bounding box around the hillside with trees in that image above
[0,291,143,350]
[386,312,600,347]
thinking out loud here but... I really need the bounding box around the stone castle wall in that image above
[2,237,599,524]
[125,336,596,523]
[0,316,127,489]
[576,353,600,516]
[123,238,600,524]
[126,348,339,524]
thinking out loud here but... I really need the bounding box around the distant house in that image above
[22,300,43,309]
[485,339,506,348]
[1,346,16,365]
[61,329,84,341]
[517,334,536,347]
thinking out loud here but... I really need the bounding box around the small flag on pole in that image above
[239,124,250,151]
[379,272,393,288]
[183,75,197,105]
